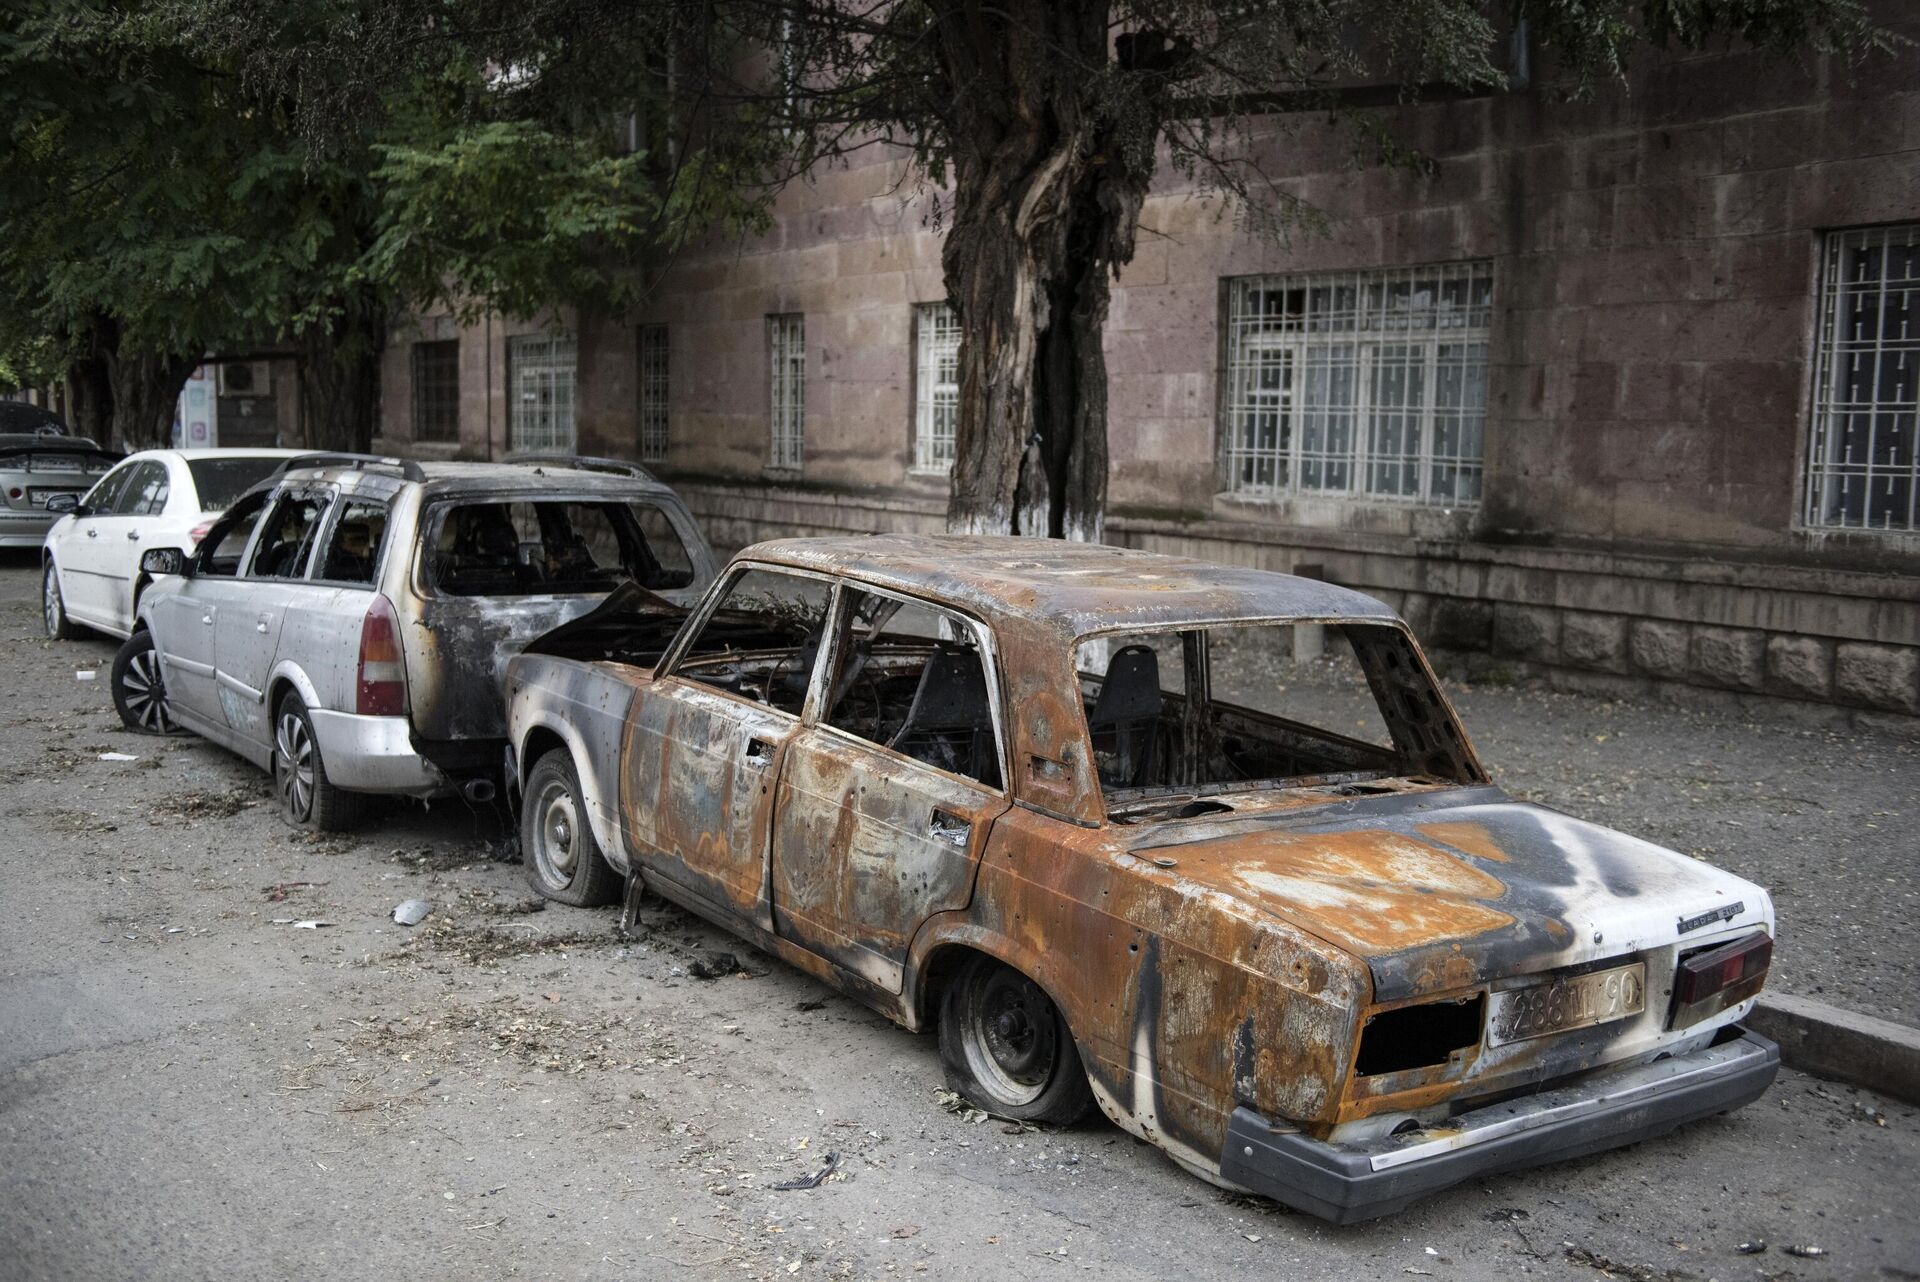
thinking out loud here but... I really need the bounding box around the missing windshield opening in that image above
[1355,996,1486,1076]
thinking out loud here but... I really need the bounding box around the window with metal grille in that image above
[768,313,805,472]
[1807,224,1918,532]
[638,324,669,462]
[914,302,961,472]
[507,333,577,454]
[1221,263,1492,504]
[411,340,460,443]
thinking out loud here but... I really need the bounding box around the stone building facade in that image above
[376,10,1920,720]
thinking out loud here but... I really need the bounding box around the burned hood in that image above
[1130,787,1770,1003]
[518,580,688,658]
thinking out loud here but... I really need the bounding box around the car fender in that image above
[264,658,324,718]
[507,660,634,869]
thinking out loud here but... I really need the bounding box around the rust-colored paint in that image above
[1417,820,1512,864]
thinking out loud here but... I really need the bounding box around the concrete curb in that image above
[1746,993,1920,1107]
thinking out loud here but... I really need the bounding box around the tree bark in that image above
[295,290,386,452]
[65,315,116,444]
[100,317,198,451]
[935,0,1157,542]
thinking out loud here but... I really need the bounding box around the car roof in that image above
[745,535,1399,638]
[261,459,684,502]
[169,448,312,462]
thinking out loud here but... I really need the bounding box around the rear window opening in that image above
[187,456,286,510]
[1354,996,1486,1077]
[427,499,694,597]
[1077,622,1481,819]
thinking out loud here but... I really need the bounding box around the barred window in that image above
[1221,263,1492,504]
[913,302,961,472]
[507,333,577,454]
[638,324,669,463]
[1807,225,1918,531]
[768,313,805,472]
[411,340,460,443]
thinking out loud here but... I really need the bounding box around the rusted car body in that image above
[506,535,1778,1221]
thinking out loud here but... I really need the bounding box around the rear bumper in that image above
[1220,1028,1779,1224]
[0,513,56,547]
[307,708,448,796]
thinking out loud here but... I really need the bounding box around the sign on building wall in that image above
[172,365,219,448]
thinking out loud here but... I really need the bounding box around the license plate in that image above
[1486,961,1645,1046]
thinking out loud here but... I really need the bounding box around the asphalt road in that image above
[2,550,1915,1282]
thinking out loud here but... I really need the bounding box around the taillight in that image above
[356,594,408,716]
[1670,931,1772,1030]
[7,487,21,499]
[189,521,214,546]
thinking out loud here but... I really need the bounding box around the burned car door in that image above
[411,496,707,745]
[626,565,832,930]
[767,587,1011,993]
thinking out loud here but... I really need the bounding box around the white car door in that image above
[56,460,140,626]
[107,460,173,634]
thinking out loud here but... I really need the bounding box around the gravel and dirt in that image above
[2,550,1916,1282]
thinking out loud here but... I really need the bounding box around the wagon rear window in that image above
[1075,623,1477,816]
[427,499,694,596]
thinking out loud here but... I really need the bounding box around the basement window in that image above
[1354,996,1486,1077]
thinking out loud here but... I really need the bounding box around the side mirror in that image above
[140,547,187,577]
[43,493,80,515]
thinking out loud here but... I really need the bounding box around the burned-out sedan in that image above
[505,536,1777,1221]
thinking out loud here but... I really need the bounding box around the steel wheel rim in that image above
[42,568,60,636]
[960,967,1057,1107]
[275,711,316,822]
[120,646,176,734]
[530,779,579,888]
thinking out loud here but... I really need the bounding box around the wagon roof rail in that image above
[500,452,658,483]
[273,452,428,483]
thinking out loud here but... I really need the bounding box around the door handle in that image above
[930,808,972,847]
[743,737,775,768]
[201,613,214,626]
[126,530,139,541]
[86,528,97,538]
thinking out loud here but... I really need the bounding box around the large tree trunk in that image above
[65,316,115,444]
[935,0,1157,542]
[100,317,197,451]
[296,292,385,452]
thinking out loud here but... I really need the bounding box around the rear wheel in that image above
[273,692,360,831]
[43,562,78,640]
[110,630,182,734]
[938,955,1093,1125]
[521,749,619,906]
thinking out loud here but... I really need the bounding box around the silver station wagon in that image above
[113,456,716,828]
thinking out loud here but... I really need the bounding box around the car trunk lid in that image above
[1129,787,1768,1003]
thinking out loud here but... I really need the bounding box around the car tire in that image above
[521,748,620,907]
[43,561,79,640]
[273,692,361,831]
[938,955,1094,1125]
[110,629,184,735]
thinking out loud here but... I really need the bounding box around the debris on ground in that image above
[770,1151,840,1190]
[1783,1244,1828,1259]
[393,899,433,927]
[157,788,262,821]
[934,1089,989,1124]
[793,998,827,1012]
[280,919,334,929]
[75,669,95,681]
[264,881,320,902]
[1736,1240,1767,1254]
[97,751,137,762]
[479,836,520,863]
[688,951,744,980]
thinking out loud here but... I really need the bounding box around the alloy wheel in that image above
[119,647,177,734]
[42,568,61,638]
[275,711,316,823]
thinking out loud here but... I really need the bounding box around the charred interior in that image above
[1083,623,1482,820]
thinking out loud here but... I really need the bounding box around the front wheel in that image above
[273,692,361,831]
[938,955,1093,1125]
[110,630,182,734]
[43,562,79,640]
[521,749,619,906]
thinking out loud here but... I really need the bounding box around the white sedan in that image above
[42,448,310,640]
